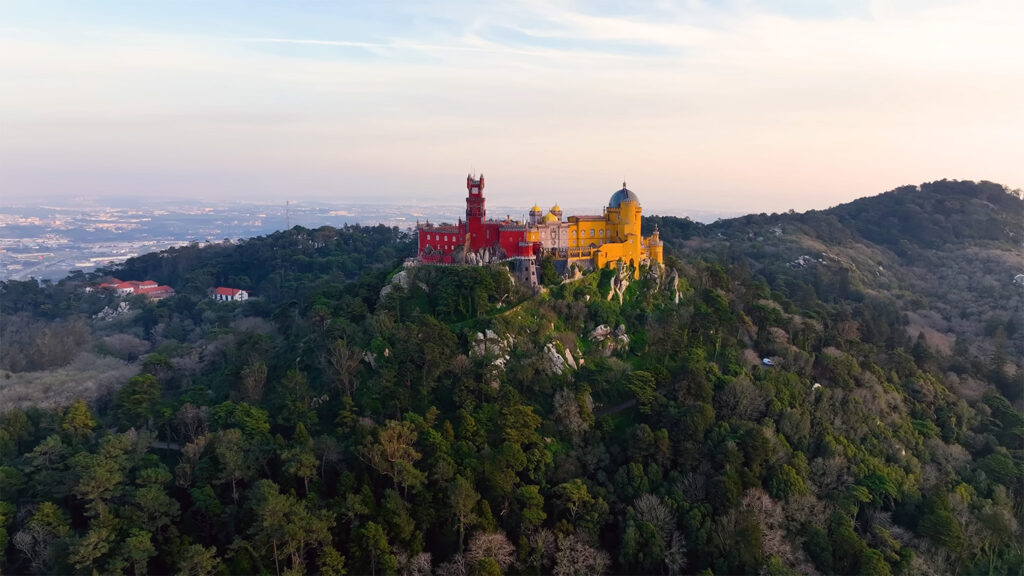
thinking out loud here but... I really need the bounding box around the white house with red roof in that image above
[213,287,248,302]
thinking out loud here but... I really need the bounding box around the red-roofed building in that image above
[213,287,249,302]
[97,278,122,290]
[114,281,139,295]
[96,278,174,299]
[135,285,175,300]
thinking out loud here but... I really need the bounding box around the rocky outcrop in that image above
[544,342,568,375]
[788,251,849,270]
[94,301,131,321]
[588,324,612,342]
[644,262,661,290]
[541,341,581,376]
[471,330,514,388]
[613,324,630,346]
[454,245,508,266]
[379,269,412,300]
[607,262,631,304]
[565,265,584,282]
[667,268,680,304]
[471,329,513,369]
[588,323,629,356]
[564,347,579,370]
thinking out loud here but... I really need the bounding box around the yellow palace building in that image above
[526,182,663,277]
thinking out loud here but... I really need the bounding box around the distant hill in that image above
[649,178,1023,249]
[102,223,416,303]
[822,180,1023,251]
[648,181,1024,393]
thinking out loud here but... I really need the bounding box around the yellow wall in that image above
[533,197,661,277]
[648,241,663,263]
[556,199,659,277]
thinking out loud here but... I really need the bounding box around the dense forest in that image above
[0,181,1022,575]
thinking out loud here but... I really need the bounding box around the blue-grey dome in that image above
[609,182,640,208]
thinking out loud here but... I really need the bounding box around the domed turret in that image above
[529,204,543,226]
[550,204,562,220]
[609,182,640,208]
[543,212,559,224]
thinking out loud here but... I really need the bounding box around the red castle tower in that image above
[465,173,486,247]
[417,174,533,263]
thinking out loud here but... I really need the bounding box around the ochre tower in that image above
[526,182,663,277]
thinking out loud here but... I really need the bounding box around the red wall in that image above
[499,229,525,257]
[418,226,464,256]
[418,175,533,262]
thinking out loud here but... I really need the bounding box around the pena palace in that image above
[417,174,663,277]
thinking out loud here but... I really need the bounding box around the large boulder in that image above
[588,324,629,357]
[471,330,513,361]
[471,330,514,386]
[543,342,568,375]
[564,347,579,370]
[645,262,661,290]
[379,270,412,300]
[588,324,612,342]
[667,268,681,304]
[607,261,631,304]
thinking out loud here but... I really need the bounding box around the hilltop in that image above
[651,179,1024,393]
[0,180,1021,575]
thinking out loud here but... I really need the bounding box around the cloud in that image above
[1,0,1022,210]
[244,36,555,58]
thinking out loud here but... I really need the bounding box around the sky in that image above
[2,0,1022,216]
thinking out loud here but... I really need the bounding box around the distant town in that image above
[0,201,458,281]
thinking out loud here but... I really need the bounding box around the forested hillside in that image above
[0,181,1021,575]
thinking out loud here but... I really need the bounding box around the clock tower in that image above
[465,173,486,245]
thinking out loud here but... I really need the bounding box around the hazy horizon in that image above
[3,1,1022,214]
